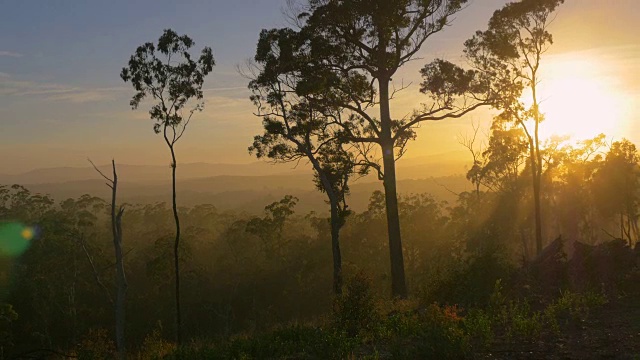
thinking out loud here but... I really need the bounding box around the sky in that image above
[1,0,639,174]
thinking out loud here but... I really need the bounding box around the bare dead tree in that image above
[458,121,486,198]
[89,159,127,360]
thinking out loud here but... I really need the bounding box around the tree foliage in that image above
[464,0,565,255]
[253,0,492,299]
[120,29,214,135]
[121,28,215,345]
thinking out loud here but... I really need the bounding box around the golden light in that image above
[20,227,34,241]
[523,54,632,143]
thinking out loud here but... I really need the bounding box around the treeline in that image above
[0,134,637,355]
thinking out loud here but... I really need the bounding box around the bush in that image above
[77,328,115,360]
[388,304,470,359]
[486,280,608,341]
[137,323,176,359]
[463,309,493,350]
[543,290,608,333]
[425,249,515,308]
[229,326,357,360]
[506,301,543,340]
[486,280,543,341]
[333,272,380,338]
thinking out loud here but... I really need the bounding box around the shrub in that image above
[543,290,608,333]
[486,281,608,342]
[506,301,543,340]
[488,280,543,341]
[389,304,470,359]
[463,309,493,350]
[167,325,358,360]
[426,249,515,308]
[137,323,176,359]
[77,328,115,360]
[333,272,380,338]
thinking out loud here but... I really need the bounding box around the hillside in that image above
[1,154,473,213]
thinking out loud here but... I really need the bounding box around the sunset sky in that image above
[1,0,639,174]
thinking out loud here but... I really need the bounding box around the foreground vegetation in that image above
[63,270,640,359]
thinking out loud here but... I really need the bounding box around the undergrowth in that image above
[75,276,608,359]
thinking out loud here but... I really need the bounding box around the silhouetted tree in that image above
[247,30,356,294]
[246,195,299,257]
[89,160,126,359]
[120,29,215,345]
[262,0,490,298]
[59,194,106,345]
[542,134,605,243]
[465,0,564,255]
[478,122,529,194]
[593,140,640,246]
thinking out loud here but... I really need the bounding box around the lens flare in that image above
[0,223,35,257]
[21,227,34,240]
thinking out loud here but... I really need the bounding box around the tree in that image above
[247,30,356,294]
[477,122,529,194]
[120,29,215,344]
[89,160,127,359]
[246,195,299,257]
[458,120,532,256]
[593,140,640,246]
[531,134,603,244]
[464,0,564,255]
[264,0,489,298]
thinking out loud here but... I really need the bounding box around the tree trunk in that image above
[114,209,126,359]
[330,200,343,296]
[109,160,127,360]
[525,127,542,256]
[533,165,543,255]
[532,82,543,256]
[114,221,126,360]
[310,159,344,296]
[626,215,632,245]
[631,216,639,247]
[169,145,182,346]
[378,76,408,299]
[520,227,529,265]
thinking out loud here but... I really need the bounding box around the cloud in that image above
[45,87,127,103]
[91,110,151,122]
[203,86,247,92]
[0,76,127,103]
[0,51,23,58]
[202,86,249,100]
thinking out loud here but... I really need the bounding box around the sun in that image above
[524,55,630,143]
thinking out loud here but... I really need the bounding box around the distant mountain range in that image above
[0,151,473,214]
[0,161,308,184]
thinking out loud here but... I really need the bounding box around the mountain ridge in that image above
[1,153,473,213]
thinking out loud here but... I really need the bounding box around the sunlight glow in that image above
[523,55,632,143]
